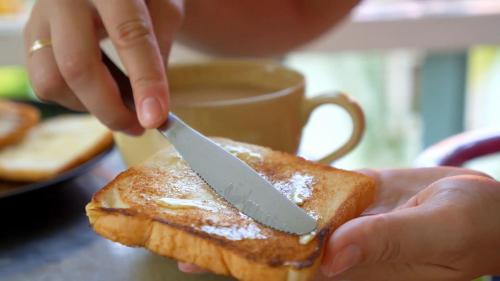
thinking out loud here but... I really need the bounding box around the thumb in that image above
[320,208,438,277]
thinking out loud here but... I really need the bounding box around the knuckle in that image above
[31,68,66,100]
[430,177,467,198]
[370,215,401,262]
[379,237,401,262]
[114,18,151,48]
[131,73,164,88]
[59,54,94,82]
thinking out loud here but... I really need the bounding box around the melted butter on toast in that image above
[119,140,319,242]
[268,173,314,206]
[158,197,218,211]
[298,231,317,245]
[101,186,129,208]
[200,224,267,240]
[220,143,263,162]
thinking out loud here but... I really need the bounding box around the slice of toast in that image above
[0,114,113,182]
[0,100,40,148]
[86,138,376,281]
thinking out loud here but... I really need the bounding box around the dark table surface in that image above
[0,149,232,281]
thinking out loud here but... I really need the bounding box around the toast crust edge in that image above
[86,202,321,281]
[0,101,40,148]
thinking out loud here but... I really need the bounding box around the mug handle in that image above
[301,92,365,164]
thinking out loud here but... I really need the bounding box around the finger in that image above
[147,0,184,62]
[321,207,442,277]
[50,0,143,135]
[380,167,493,185]
[92,0,169,128]
[362,167,492,215]
[24,9,85,111]
[438,166,494,180]
[395,194,418,210]
[177,262,207,274]
[393,173,497,212]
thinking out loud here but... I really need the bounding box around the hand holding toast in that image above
[179,167,500,280]
[320,167,500,281]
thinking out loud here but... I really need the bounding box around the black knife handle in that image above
[101,51,136,112]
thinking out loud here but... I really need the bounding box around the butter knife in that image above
[101,46,316,235]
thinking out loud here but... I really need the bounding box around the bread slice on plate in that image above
[0,114,113,182]
[86,138,376,281]
[0,100,40,148]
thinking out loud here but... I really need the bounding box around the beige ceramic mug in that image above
[114,60,365,166]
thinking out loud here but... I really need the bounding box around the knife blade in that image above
[158,114,316,234]
[100,44,316,235]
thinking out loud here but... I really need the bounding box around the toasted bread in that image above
[86,138,376,281]
[0,114,113,182]
[0,100,40,148]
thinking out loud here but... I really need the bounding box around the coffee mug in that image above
[114,60,365,166]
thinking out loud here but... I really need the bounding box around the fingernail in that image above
[140,96,164,127]
[327,245,362,277]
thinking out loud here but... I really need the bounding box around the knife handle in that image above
[101,51,136,112]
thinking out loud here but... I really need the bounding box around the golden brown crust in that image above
[0,100,40,148]
[86,203,323,281]
[86,138,376,281]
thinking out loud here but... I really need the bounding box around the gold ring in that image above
[29,39,52,55]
